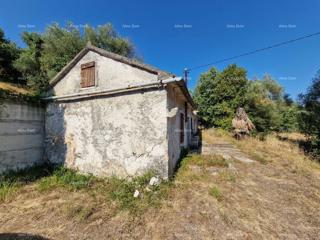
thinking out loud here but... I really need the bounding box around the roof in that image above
[49,43,175,87]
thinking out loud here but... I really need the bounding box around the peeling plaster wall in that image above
[166,85,197,176]
[45,89,169,178]
[0,101,44,173]
[52,51,158,96]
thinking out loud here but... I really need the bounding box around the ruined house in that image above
[44,43,198,179]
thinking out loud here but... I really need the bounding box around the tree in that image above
[193,64,248,129]
[14,22,137,93]
[194,66,299,134]
[13,32,46,91]
[245,75,299,134]
[298,70,320,158]
[0,28,21,83]
[245,76,282,133]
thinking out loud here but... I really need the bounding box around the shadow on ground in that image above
[0,233,49,240]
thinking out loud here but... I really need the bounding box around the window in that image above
[81,61,95,88]
[180,113,184,144]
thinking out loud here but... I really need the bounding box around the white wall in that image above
[52,51,159,96]
[45,89,169,178]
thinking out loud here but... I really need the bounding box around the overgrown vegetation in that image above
[0,165,171,215]
[193,64,320,159]
[106,171,171,214]
[0,164,53,201]
[0,29,21,83]
[193,65,300,135]
[37,167,94,192]
[298,70,320,160]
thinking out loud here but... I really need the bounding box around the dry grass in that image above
[0,82,32,95]
[1,129,320,239]
[203,128,320,174]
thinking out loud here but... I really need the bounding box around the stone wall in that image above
[45,88,169,178]
[0,100,45,173]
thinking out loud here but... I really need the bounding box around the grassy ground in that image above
[1,130,320,239]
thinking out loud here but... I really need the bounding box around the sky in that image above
[1,0,320,99]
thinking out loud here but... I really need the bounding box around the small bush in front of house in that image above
[37,166,94,192]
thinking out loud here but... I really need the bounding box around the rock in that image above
[149,176,160,186]
[133,190,139,198]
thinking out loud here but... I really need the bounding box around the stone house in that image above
[44,43,198,179]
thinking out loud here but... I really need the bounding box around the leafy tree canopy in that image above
[193,64,248,129]
[298,70,320,157]
[0,28,21,83]
[194,66,299,134]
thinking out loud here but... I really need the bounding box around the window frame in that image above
[80,61,96,88]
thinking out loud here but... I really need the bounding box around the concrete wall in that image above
[52,51,159,97]
[0,101,45,173]
[166,85,197,176]
[45,89,169,178]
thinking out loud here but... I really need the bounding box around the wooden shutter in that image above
[81,61,95,88]
[180,113,184,144]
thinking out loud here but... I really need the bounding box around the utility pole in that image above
[184,68,189,87]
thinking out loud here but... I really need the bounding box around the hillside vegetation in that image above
[1,129,319,239]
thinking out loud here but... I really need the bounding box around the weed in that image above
[0,182,18,202]
[37,167,93,192]
[209,185,222,201]
[0,164,53,202]
[106,171,171,214]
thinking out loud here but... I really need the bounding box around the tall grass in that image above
[37,167,93,192]
[0,164,53,202]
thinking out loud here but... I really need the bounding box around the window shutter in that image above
[81,61,95,88]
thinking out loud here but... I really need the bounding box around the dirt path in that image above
[0,135,320,239]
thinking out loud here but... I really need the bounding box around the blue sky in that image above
[1,0,320,99]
